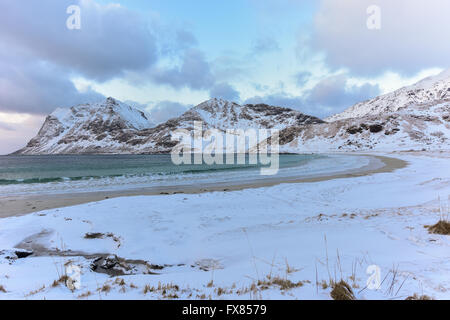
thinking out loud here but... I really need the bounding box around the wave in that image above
[0,175,120,185]
[0,165,264,185]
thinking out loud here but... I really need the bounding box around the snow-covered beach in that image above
[0,151,448,300]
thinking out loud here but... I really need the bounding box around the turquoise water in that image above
[0,154,317,185]
[0,154,324,195]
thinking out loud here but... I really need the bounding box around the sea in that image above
[0,154,371,196]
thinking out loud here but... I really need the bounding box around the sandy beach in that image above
[0,154,406,218]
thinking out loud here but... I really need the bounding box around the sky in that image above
[0,0,449,154]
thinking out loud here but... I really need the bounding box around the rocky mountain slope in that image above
[327,69,450,122]
[15,98,323,154]
[15,97,155,154]
[279,69,450,152]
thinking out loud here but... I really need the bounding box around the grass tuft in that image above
[330,280,356,300]
[51,275,69,288]
[426,220,450,235]
[78,291,92,299]
[100,284,111,293]
[405,293,432,300]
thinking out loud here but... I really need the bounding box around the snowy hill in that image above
[190,98,321,130]
[279,69,450,152]
[15,98,155,154]
[15,98,323,154]
[327,69,450,121]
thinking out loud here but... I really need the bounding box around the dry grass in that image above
[405,293,432,300]
[232,274,306,297]
[257,275,305,291]
[51,274,69,288]
[129,283,138,289]
[284,259,300,274]
[215,287,226,296]
[426,220,450,235]
[77,291,92,299]
[25,285,46,297]
[143,284,153,294]
[100,284,111,293]
[426,197,450,235]
[142,282,180,297]
[330,280,356,300]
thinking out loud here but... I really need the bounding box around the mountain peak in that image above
[196,98,234,108]
[105,97,119,105]
[413,68,450,88]
[436,67,450,78]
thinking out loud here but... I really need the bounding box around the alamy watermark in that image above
[66,5,81,30]
[367,5,381,30]
[366,264,381,290]
[65,263,81,290]
[170,121,280,175]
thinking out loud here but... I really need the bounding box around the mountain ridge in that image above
[14,97,323,155]
[279,69,450,152]
[326,69,450,122]
[14,69,450,155]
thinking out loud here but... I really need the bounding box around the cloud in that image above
[0,114,45,154]
[0,0,208,116]
[0,0,158,81]
[0,48,104,115]
[210,83,240,101]
[0,121,15,131]
[124,99,191,124]
[307,74,380,111]
[244,74,380,118]
[150,49,215,90]
[312,0,450,75]
[244,93,304,109]
[252,37,280,55]
[295,71,312,87]
[147,101,191,124]
[158,27,199,57]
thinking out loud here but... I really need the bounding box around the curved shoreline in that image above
[0,154,407,218]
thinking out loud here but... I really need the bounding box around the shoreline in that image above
[0,154,407,219]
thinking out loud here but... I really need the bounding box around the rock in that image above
[369,124,383,133]
[15,249,33,259]
[385,128,400,135]
[346,126,363,134]
[90,254,156,276]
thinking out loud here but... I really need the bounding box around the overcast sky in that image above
[0,0,449,154]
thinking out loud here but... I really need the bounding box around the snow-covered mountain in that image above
[15,98,323,154]
[189,98,321,130]
[327,69,450,121]
[279,69,450,152]
[15,69,450,155]
[15,97,155,154]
